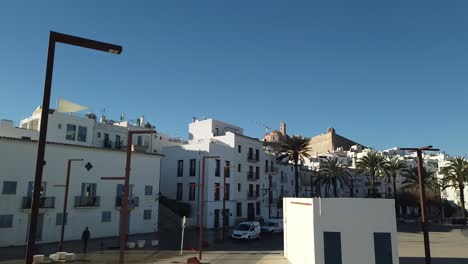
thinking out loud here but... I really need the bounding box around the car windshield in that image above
[264,222,275,227]
[236,224,251,231]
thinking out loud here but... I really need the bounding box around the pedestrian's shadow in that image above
[400,257,468,264]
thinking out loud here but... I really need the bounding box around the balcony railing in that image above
[247,155,259,163]
[265,167,279,173]
[280,177,288,183]
[247,172,259,181]
[22,196,55,209]
[247,192,257,200]
[74,196,100,208]
[115,196,139,207]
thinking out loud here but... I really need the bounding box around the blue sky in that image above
[1,1,467,155]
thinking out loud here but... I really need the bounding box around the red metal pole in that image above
[417,150,432,264]
[25,33,56,264]
[119,132,133,264]
[199,157,206,260]
[59,160,71,251]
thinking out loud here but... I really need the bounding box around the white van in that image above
[231,221,261,240]
[261,219,283,233]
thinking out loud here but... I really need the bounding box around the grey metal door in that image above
[374,232,393,264]
[323,232,342,264]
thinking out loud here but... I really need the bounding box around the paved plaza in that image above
[1,224,467,263]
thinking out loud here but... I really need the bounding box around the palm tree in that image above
[318,157,350,197]
[401,167,438,193]
[383,157,408,217]
[439,157,468,221]
[277,135,311,197]
[356,151,387,197]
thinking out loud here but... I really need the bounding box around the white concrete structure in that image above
[283,198,399,264]
[0,136,162,247]
[161,118,295,229]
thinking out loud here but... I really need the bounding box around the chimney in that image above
[192,117,197,123]
[100,114,106,123]
[280,121,286,136]
[139,115,145,127]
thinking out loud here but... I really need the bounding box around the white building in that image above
[161,118,295,229]
[0,107,169,247]
[283,198,399,264]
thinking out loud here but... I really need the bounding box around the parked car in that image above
[231,221,261,240]
[261,219,283,233]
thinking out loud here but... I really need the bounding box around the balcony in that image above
[280,177,288,183]
[265,167,279,174]
[247,155,259,163]
[247,172,259,181]
[115,196,139,207]
[74,196,100,208]
[247,192,257,200]
[22,196,55,209]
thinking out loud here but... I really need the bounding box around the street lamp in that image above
[101,129,155,264]
[54,159,84,251]
[199,156,219,261]
[400,146,439,264]
[26,31,122,264]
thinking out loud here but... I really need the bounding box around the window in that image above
[77,126,87,142]
[0,215,13,228]
[177,160,184,177]
[56,213,68,226]
[374,232,393,264]
[137,136,142,145]
[144,210,152,220]
[189,183,196,201]
[255,149,260,161]
[58,124,62,129]
[324,232,342,264]
[238,164,241,172]
[238,145,241,153]
[66,124,76,140]
[236,202,242,217]
[248,148,253,159]
[190,159,196,176]
[102,211,111,222]
[2,181,17,194]
[225,161,230,178]
[81,183,97,197]
[214,183,220,201]
[256,185,260,197]
[225,183,230,200]
[115,135,121,148]
[255,167,260,179]
[249,184,254,197]
[97,132,101,138]
[238,183,241,192]
[256,202,260,215]
[215,159,220,177]
[176,183,183,200]
[145,185,153,195]
[265,160,269,172]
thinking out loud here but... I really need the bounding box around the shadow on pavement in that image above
[400,257,468,264]
[397,223,467,233]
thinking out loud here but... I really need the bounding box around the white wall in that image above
[284,198,399,264]
[0,138,161,246]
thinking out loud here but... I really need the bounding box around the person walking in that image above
[81,227,90,253]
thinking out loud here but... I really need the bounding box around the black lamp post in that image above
[26,31,122,264]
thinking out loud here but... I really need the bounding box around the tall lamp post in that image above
[55,159,84,251]
[101,130,155,264]
[400,146,439,264]
[26,31,122,264]
[199,156,219,261]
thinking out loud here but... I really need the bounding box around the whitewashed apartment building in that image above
[160,118,295,229]
[0,106,179,247]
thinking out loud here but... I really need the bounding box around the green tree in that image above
[277,135,311,197]
[318,157,350,197]
[356,151,387,197]
[401,167,438,193]
[439,157,468,222]
[383,157,408,216]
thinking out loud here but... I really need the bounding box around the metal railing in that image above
[247,172,259,181]
[22,196,55,209]
[247,192,257,200]
[247,155,259,163]
[74,196,100,207]
[115,196,139,207]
